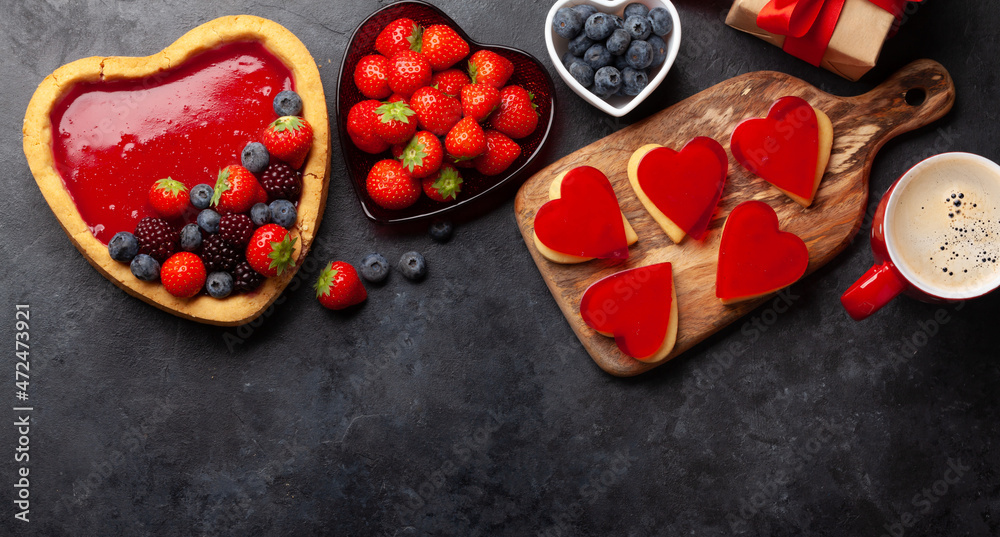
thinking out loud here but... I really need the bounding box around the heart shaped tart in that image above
[23,16,330,326]
[730,96,832,207]
[533,166,638,263]
[627,137,729,243]
[716,200,809,304]
[580,262,678,363]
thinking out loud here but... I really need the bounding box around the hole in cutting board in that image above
[905,88,926,106]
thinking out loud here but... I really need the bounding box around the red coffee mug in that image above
[841,152,1000,320]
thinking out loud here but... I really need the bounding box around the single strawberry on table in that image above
[314,261,367,310]
[148,177,189,219]
[262,115,313,169]
[431,68,469,97]
[422,163,463,203]
[246,223,297,278]
[387,49,432,98]
[161,252,207,298]
[366,159,421,210]
[490,85,539,139]
[394,131,443,179]
[473,130,521,176]
[460,83,501,123]
[212,165,261,214]
[376,18,421,58]
[468,50,514,88]
[374,101,418,145]
[445,116,487,161]
[418,24,469,71]
[353,54,392,99]
[347,100,390,154]
[409,86,462,137]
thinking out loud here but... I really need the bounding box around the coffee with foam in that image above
[887,154,1000,298]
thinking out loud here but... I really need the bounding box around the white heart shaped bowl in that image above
[545,0,681,117]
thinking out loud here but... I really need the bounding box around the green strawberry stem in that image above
[313,263,338,297]
[268,234,297,276]
[210,168,231,207]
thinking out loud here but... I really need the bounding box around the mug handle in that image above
[840,261,907,320]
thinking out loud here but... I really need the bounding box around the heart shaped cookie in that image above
[716,200,809,304]
[730,96,833,207]
[627,137,729,243]
[533,166,638,263]
[23,16,330,325]
[580,262,678,362]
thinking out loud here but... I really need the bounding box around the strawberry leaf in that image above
[210,168,231,207]
[467,60,479,85]
[269,116,305,133]
[154,177,187,196]
[432,167,463,200]
[313,263,339,298]
[375,101,416,124]
[408,24,424,53]
[268,234,298,276]
[400,137,428,171]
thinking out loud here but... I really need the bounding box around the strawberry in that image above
[417,24,469,71]
[473,130,521,176]
[395,131,443,179]
[211,165,261,214]
[431,68,469,97]
[387,50,432,98]
[366,159,420,210]
[353,54,392,99]
[246,223,297,278]
[148,177,189,219]
[374,101,418,145]
[314,261,367,310]
[160,252,206,298]
[262,116,313,169]
[409,86,462,137]
[460,83,501,123]
[255,183,269,205]
[448,155,476,169]
[347,100,390,154]
[489,85,539,139]
[422,163,463,203]
[376,18,421,58]
[388,93,408,104]
[468,50,514,88]
[444,116,487,161]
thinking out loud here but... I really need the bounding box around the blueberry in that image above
[359,253,390,284]
[583,43,612,70]
[130,254,160,282]
[614,54,630,72]
[648,7,673,36]
[562,52,577,69]
[612,15,625,29]
[626,40,653,69]
[606,29,631,56]
[397,251,427,281]
[647,35,668,68]
[273,90,302,116]
[593,66,622,96]
[624,3,650,19]
[241,142,270,174]
[205,271,234,299]
[573,4,597,19]
[624,15,652,40]
[567,33,594,57]
[250,202,271,226]
[268,199,297,229]
[108,231,138,262]
[553,7,586,39]
[428,220,454,243]
[189,183,214,210]
[568,60,595,87]
[621,67,649,96]
[584,13,615,41]
[197,209,221,234]
[179,223,203,252]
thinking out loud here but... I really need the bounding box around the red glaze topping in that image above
[580,262,674,359]
[534,166,630,260]
[716,200,809,301]
[636,136,729,240]
[730,96,819,201]
[50,42,293,243]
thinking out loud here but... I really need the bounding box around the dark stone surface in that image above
[1,0,998,535]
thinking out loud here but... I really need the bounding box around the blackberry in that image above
[200,234,242,273]
[133,217,178,263]
[233,261,265,293]
[218,213,254,246]
[260,162,302,202]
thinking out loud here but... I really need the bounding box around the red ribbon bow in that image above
[756,0,920,66]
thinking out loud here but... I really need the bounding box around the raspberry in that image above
[218,213,255,246]
[200,234,242,273]
[233,261,266,293]
[260,162,302,202]
[133,217,178,263]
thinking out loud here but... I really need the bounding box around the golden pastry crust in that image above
[22,15,330,326]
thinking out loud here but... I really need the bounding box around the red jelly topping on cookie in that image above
[534,166,629,260]
[580,262,675,359]
[50,42,293,243]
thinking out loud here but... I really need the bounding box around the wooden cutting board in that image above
[514,59,955,377]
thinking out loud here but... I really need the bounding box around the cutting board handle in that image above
[847,59,955,145]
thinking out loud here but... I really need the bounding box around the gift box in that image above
[726,0,918,81]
